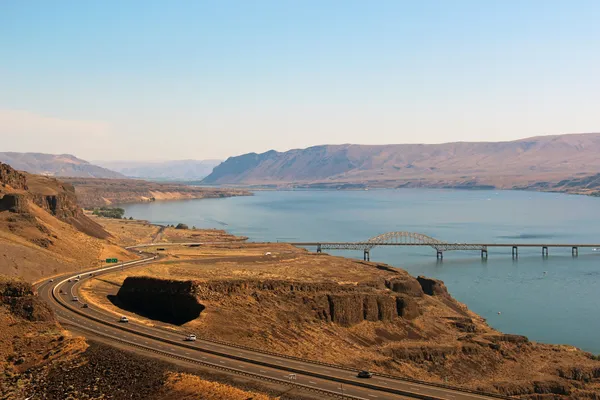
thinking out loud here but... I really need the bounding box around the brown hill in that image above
[0,152,125,179]
[203,132,600,189]
[0,163,131,282]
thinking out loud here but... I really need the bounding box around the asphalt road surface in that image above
[36,257,508,400]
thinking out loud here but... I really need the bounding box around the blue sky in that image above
[1,1,599,160]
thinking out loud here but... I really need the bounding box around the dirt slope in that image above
[0,163,132,281]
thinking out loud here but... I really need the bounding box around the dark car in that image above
[357,370,373,378]
[82,303,89,308]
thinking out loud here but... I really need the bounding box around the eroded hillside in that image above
[0,162,132,281]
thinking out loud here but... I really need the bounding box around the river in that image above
[119,189,600,354]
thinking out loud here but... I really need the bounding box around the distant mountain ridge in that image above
[0,152,125,179]
[202,133,600,189]
[95,159,222,180]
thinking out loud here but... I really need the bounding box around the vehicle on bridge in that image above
[72,296,78,301]
[184,334,197,341]
[119,316,129,323]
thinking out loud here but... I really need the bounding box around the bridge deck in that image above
[290,243,600,247]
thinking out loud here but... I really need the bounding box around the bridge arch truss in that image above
[318,232,487,252]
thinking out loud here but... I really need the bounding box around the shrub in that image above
[92,207,125,219]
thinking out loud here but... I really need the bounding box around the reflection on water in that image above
[121,189,600,353]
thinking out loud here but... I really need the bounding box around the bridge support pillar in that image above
[572,246,578,257]
[363,250,370,261]
[481,249,488,259]
[512,246,518,258]
[316,244,322,253]
[436,251,443,260]
[542,246,549,257]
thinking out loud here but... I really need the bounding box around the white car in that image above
[119,316,129,323]
[49,279,54,282]
[72,296,79,301]
[74,278,80,282]
[185,334,197,341]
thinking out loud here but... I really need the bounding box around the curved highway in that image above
[36,256,510,400]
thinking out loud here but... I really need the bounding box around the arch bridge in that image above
[292,232,488,261]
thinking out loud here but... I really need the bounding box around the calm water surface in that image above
[120,189,600,353]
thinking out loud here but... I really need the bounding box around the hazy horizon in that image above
[1,131,598,164]
[2,1,599,161]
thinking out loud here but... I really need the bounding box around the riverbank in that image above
[61,177,252,208]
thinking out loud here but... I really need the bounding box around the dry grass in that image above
[0,202,136,283]
[159,372,278,400]
[89,215,160,246]
[160,226,245,243]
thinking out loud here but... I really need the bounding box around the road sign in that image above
[105,258,118,263]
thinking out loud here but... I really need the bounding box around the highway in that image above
[35,256,511,400]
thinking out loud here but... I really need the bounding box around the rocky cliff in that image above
[117,276,434,327]
[0,278,54,321]
[0,162,109,239]
[0,163,28,190]
[116,277,205,325]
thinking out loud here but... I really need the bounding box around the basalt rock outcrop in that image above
[417,276,450,297]
[117,277,423,327]
[0,194,27,213]
[0,278,54,321]
[0,162,28,190]
[116,277,206,325]
[0,162,109,239]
